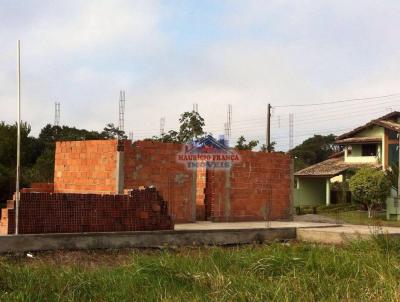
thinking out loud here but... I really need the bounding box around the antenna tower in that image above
[54,102,60,126]
[224,104,232,141]
[118,91,125,132]
[160,117,165,136]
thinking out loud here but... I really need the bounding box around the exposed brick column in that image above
[116,140,125,194]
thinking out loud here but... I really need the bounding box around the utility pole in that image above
[266,103,271,152]
[15,40,21,235]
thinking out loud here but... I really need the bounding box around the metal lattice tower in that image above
[224,104,232,141]
[54,102,60,126]
[118,91,125,132]
[289,113,294,150]
[160,117,165,136]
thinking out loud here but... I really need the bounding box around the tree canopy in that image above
[289,134,338,171]
[235,136,259,151]
[152,111,205,143]
[349,167,391,218]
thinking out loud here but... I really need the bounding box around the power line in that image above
[274,93,400,108]
[126,97,400,134]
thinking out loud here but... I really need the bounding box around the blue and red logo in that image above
[177,135,241,169]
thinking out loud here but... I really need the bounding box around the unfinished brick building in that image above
[54,139,293,222]
[1,139,293,234]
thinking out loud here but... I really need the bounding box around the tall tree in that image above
[178,111,205,143]
[102,123,127,139]
[151,111,205,144]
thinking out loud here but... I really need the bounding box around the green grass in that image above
[316,204,400,227]
[2,239,400,301]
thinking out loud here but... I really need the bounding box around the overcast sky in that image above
[1,0,400,150]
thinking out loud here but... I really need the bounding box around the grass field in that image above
[1,237,400,301]
[323,210,400,227]
[314,204,400,227]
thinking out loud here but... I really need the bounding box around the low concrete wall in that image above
[0,227,296,253]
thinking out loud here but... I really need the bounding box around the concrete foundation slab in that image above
[0,227,296,253]
[3,221,400,252]
[175,221,340,230]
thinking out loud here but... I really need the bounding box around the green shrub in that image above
[349,167,391,218]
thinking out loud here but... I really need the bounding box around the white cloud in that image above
[1,1,400,151]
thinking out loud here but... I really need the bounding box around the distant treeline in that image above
[0,111,338,203]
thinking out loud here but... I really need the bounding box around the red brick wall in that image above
[124,140,196,223]
[54,140,118,194]
[51,139,292,224]
[6,188,173,234]
[207,151,292,222]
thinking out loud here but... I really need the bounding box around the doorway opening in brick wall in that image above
[195,162,219,222]
[195,162,207,220]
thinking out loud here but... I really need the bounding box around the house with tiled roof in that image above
[294,111,400,219]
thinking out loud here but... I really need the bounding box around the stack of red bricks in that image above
[4,187,173,234]
[54,140,117,194]
[0,199,15,235]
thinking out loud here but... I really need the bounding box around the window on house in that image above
[389,144,399,166]
[361,144,377,156]
[388,130,398,140]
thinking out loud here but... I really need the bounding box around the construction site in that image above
[0,138,293,235]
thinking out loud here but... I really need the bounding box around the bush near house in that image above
[349,167,391,218]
